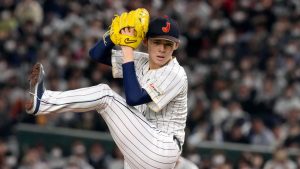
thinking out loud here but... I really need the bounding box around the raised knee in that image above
[97,84,114,98]
[95,84,114,111]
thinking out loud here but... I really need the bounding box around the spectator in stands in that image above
[249,117,275,146]
[18,147,49,169]
[88,143,108,169]
[65,157,81,169]
[15,0,43,27]
[254,75,278,120]
[47,145,66,169]
[263,147,297,169]
[223,119,250,144]
[271,122,286,147]
[274,84,300,119]
[210,151,227,169]
[282,107,300,148]
[209,98,229,131]
[236,158,252,169]
[222,101,251,143]
[107,146,124,169]
[69,141,93,169]
[223,101,250,132]
[251,153,264,169]
[233,82,256,118]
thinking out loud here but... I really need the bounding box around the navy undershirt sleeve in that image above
[89,35,114,66]
[122,62,152,106]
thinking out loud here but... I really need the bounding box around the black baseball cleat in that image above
[25,63,45,115]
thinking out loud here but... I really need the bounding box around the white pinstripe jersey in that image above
[111,50,188,145]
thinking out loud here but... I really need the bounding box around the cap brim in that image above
[150,35,180,43]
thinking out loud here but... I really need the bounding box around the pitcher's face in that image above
[146,38,178,69]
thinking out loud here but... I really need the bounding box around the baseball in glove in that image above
[107,8,149,49]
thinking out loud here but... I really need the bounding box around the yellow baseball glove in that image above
[108,8,149,49]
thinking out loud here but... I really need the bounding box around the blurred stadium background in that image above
[1,0,300,168]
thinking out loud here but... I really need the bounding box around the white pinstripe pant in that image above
[38,84,181,169]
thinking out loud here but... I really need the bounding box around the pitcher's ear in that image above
[173,42,179,50]
[142,38,148,47]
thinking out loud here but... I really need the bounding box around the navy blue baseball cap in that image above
[146,16,180,43]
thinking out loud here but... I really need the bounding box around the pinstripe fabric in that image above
[112,50,188,146]
[38,85,113,114]
[102,94,180,168]
[37,84,181,169]
[35,50,188,169]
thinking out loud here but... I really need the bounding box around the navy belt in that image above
[173,136,181,151]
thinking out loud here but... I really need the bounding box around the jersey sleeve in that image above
[111,50,124,78]
[143,68,187,112]
[111,50,148,78]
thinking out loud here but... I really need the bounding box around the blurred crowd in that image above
[1,0,300,168]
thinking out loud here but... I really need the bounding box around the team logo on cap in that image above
[162,21,170,33]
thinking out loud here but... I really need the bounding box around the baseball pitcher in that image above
[26,8,188,169]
